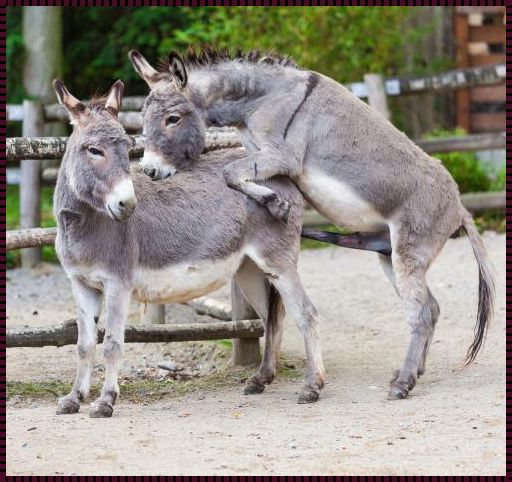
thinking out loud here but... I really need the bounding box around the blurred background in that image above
[6,6,506,268]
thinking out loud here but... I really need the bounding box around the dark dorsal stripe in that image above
[283,72,319,139]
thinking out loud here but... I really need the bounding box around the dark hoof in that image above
[244,381,265,395]
[298,390,320,404]
[388,370,416,400]
[265,197,291,223]
[56,397,80,415]
[388,385,409,400]
[89,401,114,418]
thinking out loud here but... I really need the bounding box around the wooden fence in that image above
[6,62,505,354]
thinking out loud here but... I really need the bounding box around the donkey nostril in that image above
[118,200,125,208]
[147,168,156,178]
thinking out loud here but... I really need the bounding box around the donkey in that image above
[53,78,340,417]
[129,49,495,400]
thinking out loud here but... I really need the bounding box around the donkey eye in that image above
[88,147,104,156]
[165,115,181,126]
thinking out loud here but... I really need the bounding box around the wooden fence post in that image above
[20,100,44,268]
[231,280,261,365]
[364,73,391,119]
[140,303,166,324]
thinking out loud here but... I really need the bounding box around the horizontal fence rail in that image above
[6,130,505,163]
[346,63,505,98]
[6,129,241,161]
[7,318,263,348]
[5,191,505,253]
[7,63,505,128]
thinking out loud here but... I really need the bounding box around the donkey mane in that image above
[86,96,109,111]
[160,45,298,71]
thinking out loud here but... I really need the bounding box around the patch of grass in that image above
[7,381,72,400]
[300,224,349,250]
[211,339,233,350]
[7,185,58,268]
[7,356,304,405]
[474,210,506,234]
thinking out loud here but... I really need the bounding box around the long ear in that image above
[105,79,124,118]
[168,51,188,89]
[53,79,87,125]
[128,50,161,88]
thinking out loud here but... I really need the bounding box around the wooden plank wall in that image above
[454,6,505,133]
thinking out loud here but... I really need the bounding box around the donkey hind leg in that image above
[57,279,101,415]
[234,258,285,395]
[89,284,130,418]
[271,272,325,404]
[417,287,440,377]
[387,243,444,400]
[378,254,440,382]
[222,153,300,223]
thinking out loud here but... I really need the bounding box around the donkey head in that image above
[129,50,205,180]
[53,79,137,221]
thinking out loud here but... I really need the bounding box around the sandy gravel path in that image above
[6,232,505,475]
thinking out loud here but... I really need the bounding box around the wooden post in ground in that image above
[231,280,261,365]
[364,73,391,120]
[20,100,44,268]
[140,303,166,324]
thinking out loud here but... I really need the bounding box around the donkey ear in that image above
[52,79,87,125]
[128,50,160,88]
[105,79,124,118]
[168,51,188,89]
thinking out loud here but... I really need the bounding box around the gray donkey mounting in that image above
[129,48,495,400]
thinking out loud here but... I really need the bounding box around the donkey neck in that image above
[186,64,307,126]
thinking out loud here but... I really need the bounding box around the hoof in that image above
[244,381,265,395]
[298,390,320,404]
[89,401,114,418]
[388,385,409,400]
[388,370,415,400]
[265,197,291,223]
[56,397,80,415]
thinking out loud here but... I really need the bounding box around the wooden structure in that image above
[7,318,263,349]
[454,6,505,132]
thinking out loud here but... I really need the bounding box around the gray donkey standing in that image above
[53,78,338,417]
[129,49,495,400]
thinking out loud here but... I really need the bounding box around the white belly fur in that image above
[132,251,245,304]
[298,169,386,231]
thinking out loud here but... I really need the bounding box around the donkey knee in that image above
[103,334,122,361]
[222,164,244,188]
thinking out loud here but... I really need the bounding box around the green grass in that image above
[7,356,302,404]
[7,185,58,268]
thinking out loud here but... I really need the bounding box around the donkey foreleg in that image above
[223,150,301,223]
[57,279,101,415]
[89,283,130,418]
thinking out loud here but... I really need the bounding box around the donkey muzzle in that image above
[106,178,137,222]
[139,149,177,180]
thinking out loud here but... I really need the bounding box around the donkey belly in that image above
[297,169,387,231]
[132,252,244,304]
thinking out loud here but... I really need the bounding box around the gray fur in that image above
[129,50,495,400]
[53,80,325,417]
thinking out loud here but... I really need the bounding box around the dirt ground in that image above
[6,232,505,475]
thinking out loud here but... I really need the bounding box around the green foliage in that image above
[427,128,492,194]
[6,185,58,268]
[7,7,445,100]
[7,7,25,103]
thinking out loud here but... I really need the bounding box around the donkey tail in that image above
[267,284,285,345]
[461,210,495,364]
